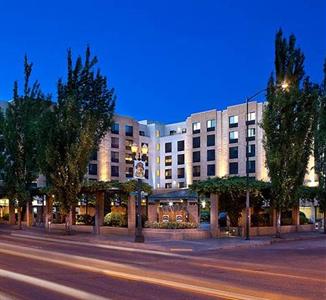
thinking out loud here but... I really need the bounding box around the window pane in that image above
[111,123,119,134]
[125,125,133,137]
[229,162,238,175]
[88,163,98,176]
[193,137,200,148]
[165,155,172,166]
[193,151,200,163]
[178,154,185,165]
[111,166,119,177]
[207,149,215,161]
[207,164,215,176]
[207,135,215,147]
[229,115,238,124]
[229,147,238,159]
[177,140,185,151]
[165,142,172,153]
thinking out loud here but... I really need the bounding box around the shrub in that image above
[76,214,95,225]
[144,221,198,229]
[0,213,9,221]
[200,211,210,223]
[104,212,127,227]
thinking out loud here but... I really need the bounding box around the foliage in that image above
[76,214,95,225]
[0,57,51,226]
[261,29,317,211]
[144,221,198,229]
[39,47,115,216]
[104,211,127,227]
[1,213,9,221]
[120,180,153,195]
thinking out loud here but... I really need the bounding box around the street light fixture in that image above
[131,143,148,243]
[244,80,289,240]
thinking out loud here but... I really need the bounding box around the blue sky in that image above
[0,0,325,123]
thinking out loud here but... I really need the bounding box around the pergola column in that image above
[26,201,33,227]
[292,207,300,230]
[95,191,105,235]
[45,196,53,230]
[128,194,136,236]
[9,200,16,225]
[148,202,158,223]
[210,193,219,238]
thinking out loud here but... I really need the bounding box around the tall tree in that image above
[1,57,51,228]
[314,60,326,233]
[261,30,317,237]
[39,47,115,231]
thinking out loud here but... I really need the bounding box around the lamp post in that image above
[131,143,148,243]
[244,81,289,240]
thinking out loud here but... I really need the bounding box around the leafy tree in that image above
[261,30,317,237]
[1,57,51,228]
[39,47,115,231]
[314,60,326,233]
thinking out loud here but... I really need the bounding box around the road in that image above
[0,231,325,300]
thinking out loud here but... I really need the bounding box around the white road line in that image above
[0,269,110,300]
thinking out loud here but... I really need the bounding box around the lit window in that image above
[156,156,160,164]
[156,170,160,177]
[156,143,160,151]
[229,131,238,140]
[192,122,201,133]
[247,112,256,121]
[229,115,238,125]
[248,128,256,137]
[156,130,160,137]
[207,119,216,131]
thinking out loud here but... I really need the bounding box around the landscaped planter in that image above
[142,228,211,240]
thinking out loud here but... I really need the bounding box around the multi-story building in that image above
[88,101,318,190]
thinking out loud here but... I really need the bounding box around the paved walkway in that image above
[0,224,325,253]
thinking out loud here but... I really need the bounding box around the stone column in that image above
[45,196,53,231]
[210,193,219,238]
[26,201,33,227]
[292,207,300,231]
[128,194,136,236]
[95,191,105,235]
[148,202,158,223]
[9,201,16,225]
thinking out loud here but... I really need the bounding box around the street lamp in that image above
[244,80,289,240]
[131,143,148,243]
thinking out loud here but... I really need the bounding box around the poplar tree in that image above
[40,47,115,231]
[262,30,317,237]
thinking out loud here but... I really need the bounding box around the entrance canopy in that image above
[149,189,198,203]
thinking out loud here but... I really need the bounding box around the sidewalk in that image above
[0,224,325,253]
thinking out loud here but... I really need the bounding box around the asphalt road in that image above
[0,231,325,300]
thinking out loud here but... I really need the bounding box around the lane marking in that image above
[0,269,110,300]
[0,242,292,300]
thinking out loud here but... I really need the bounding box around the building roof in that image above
[149,189,198,202]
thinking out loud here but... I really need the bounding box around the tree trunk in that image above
[275,209,281,238]
[64,211,72,234]
[17,207,22,230]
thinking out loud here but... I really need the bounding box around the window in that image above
[139,130,145,136]
[229,147,238,159]
[156,170,160,177]
[111,137,119,148]
[88,164,97,176]
[169,130,176,135]
[192,122,200,134]
[126,167,133,178]
[111,151,119,163]
[248,128,256,137]
[156,130,160,137]
[178,182,185,188]
[207,119,216,132]
[177,140,184,151]
[156,156,160,164]
[207,135,215,147]
[229,162,238,175]
[229,131,238,143]
[165,183,172,189]
[247,160,256,173]
[193,136,200,148]
[247,112,256,123]
[178,154,185,165]
[156,143,160,151]
[125,125,133,137]
[90,151,97,161]
[229,115,238,127]
[182,128,187,133]
[207,149,215,161]
[165,142,172,153]
[207,164,215,176]
[165,155,172,166]
[125,139,133,151]
[125,153,133,164]
[247,144,255,157]
[165,169,172,179]
[111,166,119,177]
[193,166,201,177]
[178,168,185,178]
[193,151,200,163]
[111,123,119,134]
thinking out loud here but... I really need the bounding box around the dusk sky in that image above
[0,0,325,123]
